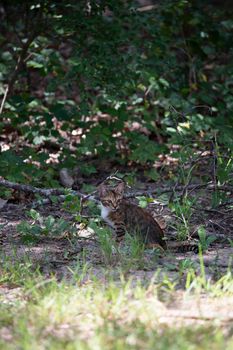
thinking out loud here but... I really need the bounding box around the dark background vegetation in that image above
[0,0,232,193]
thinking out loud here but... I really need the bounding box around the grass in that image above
[90,220,163,274]
[0,252,233,350]
[89,222,148,270]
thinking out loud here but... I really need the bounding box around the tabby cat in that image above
[98,182,167,250]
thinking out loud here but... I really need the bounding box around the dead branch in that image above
[0,177,98,210]
[0,177,78,197]
[0,177,232,205]
[126,183,233,198]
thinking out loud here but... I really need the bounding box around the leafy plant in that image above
[178,258,196,278]
[197,226,217,252]
[170,198,194,241]
[137,196,154,209]
[62,194,81,214]
[17,209,76,243]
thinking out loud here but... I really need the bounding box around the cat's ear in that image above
[115,181,125,194]
[98,184,108,197]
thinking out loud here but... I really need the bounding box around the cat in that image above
[98,182,167,250]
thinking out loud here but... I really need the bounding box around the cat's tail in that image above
[146,242,166,252]
[167,241,199,254]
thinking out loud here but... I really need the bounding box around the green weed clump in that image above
[16,209,77,243]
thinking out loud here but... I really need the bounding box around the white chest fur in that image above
[100,205,115,228]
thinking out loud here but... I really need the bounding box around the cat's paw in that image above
[146,243,165,252]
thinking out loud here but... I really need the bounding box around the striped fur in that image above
[98,183,200,253]
[98,182,167,250]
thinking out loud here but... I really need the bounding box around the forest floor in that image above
[0,174,233,349]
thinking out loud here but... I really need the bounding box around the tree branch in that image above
[0,177,79,198]
[126,183,233,198]
[0,177,232,205]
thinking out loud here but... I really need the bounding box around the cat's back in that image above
[119,199,166,248]
[120,199,162,228]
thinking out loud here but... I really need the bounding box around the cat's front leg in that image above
[114,223,126,242]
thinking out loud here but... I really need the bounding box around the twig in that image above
[210,134,218,191]
[104,171,123,183]
[217,198,233,208]
[203,208,225,215]
[208,219,227,232]
[137,5,158,12]
[0,85,9,114]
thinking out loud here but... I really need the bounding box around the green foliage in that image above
[137,196,154,209]
[125,233,146,262]
[89,221,148,269]
[89,221,117,265]
[17,209,76,243]
[178,258,196,277]
[185,250,233,296]
[0,0,232,184]
[170,197,194,240]
[62,194,82,221]
[198,225,217,251]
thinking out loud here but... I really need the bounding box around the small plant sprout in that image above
[67,260,90,285]
[170,197,194,241]
[197,225,217,252]
[178,258,196,277]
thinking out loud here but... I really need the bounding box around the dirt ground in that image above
[0,193,232,331]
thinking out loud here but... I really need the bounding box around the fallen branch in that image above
[126,182,233,198]
[0,177,71,197]
[0,177,232,205]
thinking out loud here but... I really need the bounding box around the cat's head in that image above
[98,182,125,211]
